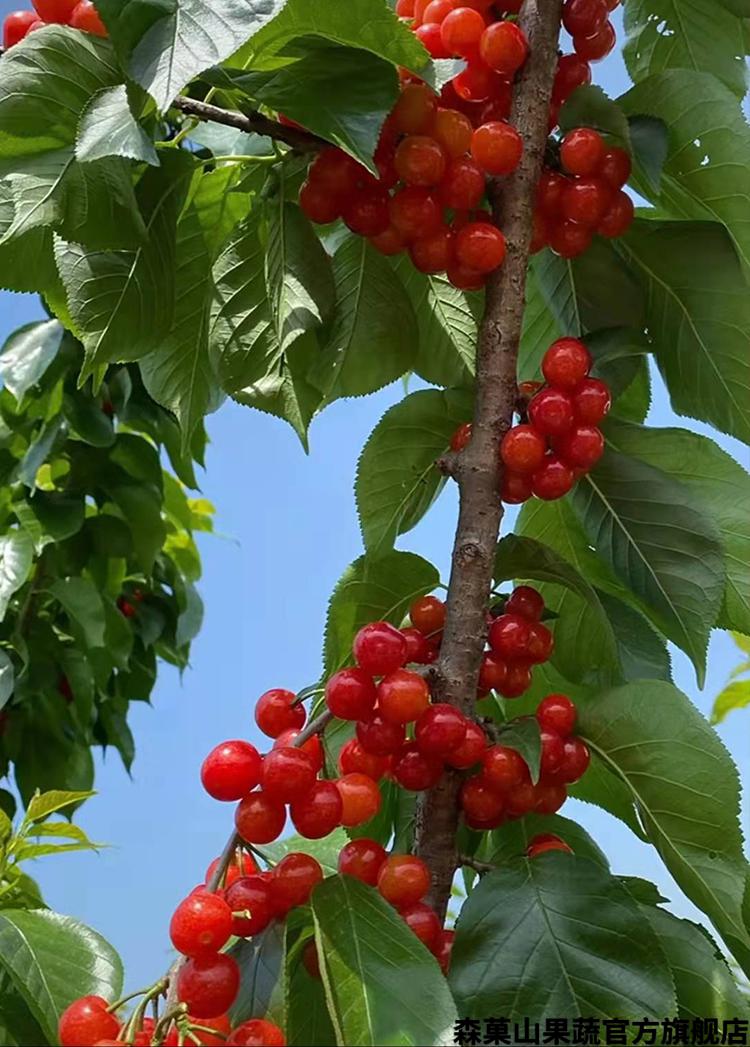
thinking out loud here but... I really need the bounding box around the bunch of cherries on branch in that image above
[58,584,589,1047]
[2,0,106,47]
[299,0,632,290]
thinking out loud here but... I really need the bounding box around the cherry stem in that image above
[107,978,168,1013]
[459,854,496,874]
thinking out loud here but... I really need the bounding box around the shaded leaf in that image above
[230,921,285,1027]
[76,85,159,166]
[479,813,610,870]
[0,532,33,622]
[48,578,106,649]
[0,321,62,403]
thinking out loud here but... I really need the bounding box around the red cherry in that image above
[531,456,575,500]
[505,779,537,818]
[410,595,446,638]
[543,337,592,389]
[3,10,38,48]
[336,773,382,826]
[488,613,531,659]
[535,780,567,814]
[422,0,455,20]
[498,661,533,699]
[357,713,406,755]
[482,745,529,792]
[437,156,486,210]
[290,780,343,839]
[574,19,616,61]
[451,422,472,453]
[479,20,529,76]
[378,669,431,724]
[528,387,575,437]
[447,261,486,291]
[539,729,565,778]
[170,889,233,958]
[325,667,377,721]
[400,901,442,951]
[599,147,632,189]
[562,177,612,227]
[548,219,592,258]
[343,187,390,236]
[553,54,591,103]
[555,424,605,470]
[353,621,408,676]
[302,940,321,979]
[338,837,387,885]
[452,61,501,103]
[392,742,444,790]
[416,703,468,757]
[177,954,240,1020]
[505,586,544,622]
[478,651,508,694]
[410,225,454,274]
[389,187,443,241]
[69,0,107,35]
[460,776,505,824]
[274,728,324,773]
[299,180,342,224]
[370,225,406,256]
[455,221,506,273]
[377,854,431,907]
[441,6,486,57]
[436,929,455,973]
[500,424,546,474]
[261,747,317,803]
[273,852,324,907]
[598,190,635,238]
[501,470,533,504]
[562,0,608,36]
[536,694,577,737]
[536,170,568,215]
[471,121,522,176]
[431,108,474,158]
[255,689,305,739]
[117,595,136,618]
[527,621,554,664]
[58,996,119,1047]
[558,736,591,782]
[224,876,273,937]
[401,626,436,665]
[226,1018,286,1046]
[392,83,439,135]
[338,737,390,780]
[395,135,447,187]
[235,791,286,844]
[445,720,487,769]
[308,147,360,200]
[527,833,573,858]
[572,377,611,424]
[201,741,262,802]
[415,21,449,56]
[561,129,606,178]
[205,850,257,889]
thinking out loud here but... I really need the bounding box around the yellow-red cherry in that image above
[377,854,431,907]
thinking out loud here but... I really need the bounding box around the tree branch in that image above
[413,0,564,921]
[171,96,324,152]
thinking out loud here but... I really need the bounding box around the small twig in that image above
[460,854,496,875]
[171,96,324,153]
[436,451,460,478]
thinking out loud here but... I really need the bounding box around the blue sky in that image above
[0,4,748,989]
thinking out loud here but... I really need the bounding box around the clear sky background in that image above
[0,3,748,990]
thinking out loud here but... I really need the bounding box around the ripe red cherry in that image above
[488,613,531,660]
[502,470,533,504]
[598,190,635,238]
[308,147,360,200]
[562,177,612,227]
[423,0,454,23]
[224,876,273,937]
[505,779,537,817]
[452,61,500,103]
[170,889,233,958]
[540,729,565,778]
[273,852,324,907]
[274,728,324,773]
[337,773,382,826]
[325,667,377,721]
[299,180,342,224]
[482,744,529,792]
[531,456,575,500]
[370,225,406,256]
[416,703,468,757]
[353,621,407,676]
[431,108,473,158]
[378,669,431,724]
[343,187,390,236]
[410,594,446,638]
[338,737,390,780]
[527,621,554,664]
[574,19,616,61]
[235,791,286,844]
[543,338,592,389]
[400,901,442,951]
[177,954,240,1019]
[479,20,529,76]
[445,720,487,769]
[505,586,544,621]
[392,83,438,135]
[58,996,119,1047]
[261,747,317,803]
[436,929,455,973]
[553,54,591,103]
[389,187,442,241]
[548,219,592,258]
[451,422,472,452]
[338,837,387,885]
[562,0,608,36]
[460,776,505,824]
[290,780,343,839]
[410,225,454,274]
[558,736,591,782]
[447,261,486,291]
[478,651,508,693]
[377,854,431,907]
[555,424,605,469]
[536,170,567,215]
[418,22,453,58]
[455,221,506,273]
[302,940,321,980]
[401,626,436,665]
[255,689,305,739]
[200,740,262,801]
[535,780,567,814]
[572,377,611,424]
[599,147,632,189]
[226,1018,286,1046]
[392,742,444,790]
[528,387,575,437]
[527,833,573,858]
[471,121,523,176]
[357,713,406,755]
[500,425,546,474]
[437,157,485,210]
[537,694,577,737]
[3,10,38,48]
[441,6,485,57]
[69,0,107,35]
[395,135,447,187]
[205,850,257,888]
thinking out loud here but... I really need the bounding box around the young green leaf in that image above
[24,790,95,824]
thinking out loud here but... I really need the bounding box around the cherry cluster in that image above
[2,0,105,47]
[453,335,611,504]
[461,692,590,828]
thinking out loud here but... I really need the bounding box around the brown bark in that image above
[172,96,324,152]
[414,0,564,920]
